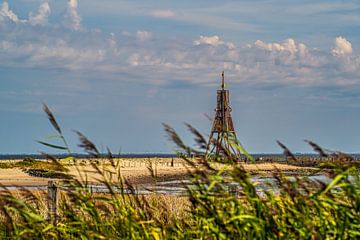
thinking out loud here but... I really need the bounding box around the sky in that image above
[0,0,360,154]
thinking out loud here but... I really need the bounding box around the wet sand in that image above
[0,158,316,187]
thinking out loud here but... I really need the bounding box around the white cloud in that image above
[0,2,359,89]
[0,2,25,23]
[193,35,235,49]
[29,2,51,26]
[136,30,153,42]
[128,53,140,66]
[150,9,175,18]
[194,35,222,46]
[332,36,352,56]
[298,43,308,58]
[255,38,301,55]
[0,39,104,70]
[64,0,82,31]
[0,0,81,29]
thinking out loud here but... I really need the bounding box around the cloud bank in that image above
[0,1,359,89]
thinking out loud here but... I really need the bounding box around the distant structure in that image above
[205,71,241,160]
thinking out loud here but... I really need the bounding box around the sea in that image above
[1,153,360,160]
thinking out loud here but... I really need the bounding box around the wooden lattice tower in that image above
[206,71,241,159]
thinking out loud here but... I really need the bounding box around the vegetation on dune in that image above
[0,104,359,239]
[0,157,70,179]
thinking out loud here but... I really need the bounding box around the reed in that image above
[0,104,359,239]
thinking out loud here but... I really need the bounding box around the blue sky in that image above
[0,0,360,154]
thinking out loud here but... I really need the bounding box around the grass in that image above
[0,158,35,169]
[0,104,359,239]
[0,157,70,180]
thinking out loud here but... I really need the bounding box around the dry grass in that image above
[0,188,191,228]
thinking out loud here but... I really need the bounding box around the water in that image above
[2,175,334,196]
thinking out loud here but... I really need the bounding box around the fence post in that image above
[229,185,238,197]
[47,181,58,224]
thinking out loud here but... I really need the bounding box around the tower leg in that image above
[205,121,216,159]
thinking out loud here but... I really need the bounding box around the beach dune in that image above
[0,158,315,187]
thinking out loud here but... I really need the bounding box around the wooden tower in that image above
[205,71,241,159]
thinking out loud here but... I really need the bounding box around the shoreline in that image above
[0,158,319,187]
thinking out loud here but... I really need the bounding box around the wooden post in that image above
[229,185,238,197]
[47,181,58,224]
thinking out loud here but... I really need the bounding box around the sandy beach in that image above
[0,158,317,187]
